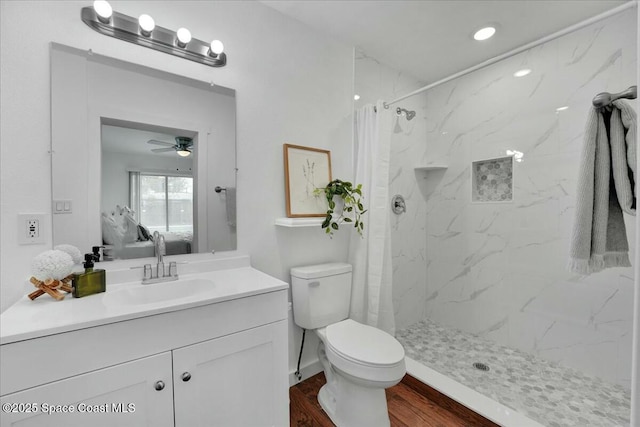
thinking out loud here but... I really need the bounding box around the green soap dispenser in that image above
[72,254,106,298]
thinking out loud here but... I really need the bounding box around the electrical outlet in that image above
[27,219,39,238]
[18,214,46,245]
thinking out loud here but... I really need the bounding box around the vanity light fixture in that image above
[138,14,155,37]
[81,1,227,67]
[209,40,224,56]
[93,0,112,23]
[176,28,192,48]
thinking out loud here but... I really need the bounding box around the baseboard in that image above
[288,359,323,386]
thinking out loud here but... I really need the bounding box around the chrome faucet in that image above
[154,231,166,265]
[142,231,178,284]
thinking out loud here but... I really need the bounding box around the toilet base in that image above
[317,374,391,427]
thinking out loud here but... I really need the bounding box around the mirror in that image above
[51,43,236,259]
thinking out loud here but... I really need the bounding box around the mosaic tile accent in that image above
[472,156,513,202]
[396,318,631,427]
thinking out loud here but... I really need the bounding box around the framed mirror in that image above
[51,43,236,259]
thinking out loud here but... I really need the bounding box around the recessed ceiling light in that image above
[556,106,569,112]
[354,94,360,101]
[513,69,532,77]
[473,26,496,41]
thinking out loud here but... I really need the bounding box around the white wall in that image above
[0,0,353,332]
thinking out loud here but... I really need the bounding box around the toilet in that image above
[291,263,406,427]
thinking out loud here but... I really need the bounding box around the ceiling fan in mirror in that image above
[147,136,193,157]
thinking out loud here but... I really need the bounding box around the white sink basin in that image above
[104,278,216,306]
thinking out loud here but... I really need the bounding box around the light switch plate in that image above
[53,199,72,214]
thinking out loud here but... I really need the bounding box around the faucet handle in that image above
[168,261,178,278]
[143,264,152,280]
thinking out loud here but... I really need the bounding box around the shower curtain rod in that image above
[382,1,637,109]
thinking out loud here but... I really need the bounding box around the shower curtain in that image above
[348,100,395,335]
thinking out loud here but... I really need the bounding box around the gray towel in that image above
[568,101,636,275]
[226,187,236,227]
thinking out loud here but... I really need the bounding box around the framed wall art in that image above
[283,144,332,217]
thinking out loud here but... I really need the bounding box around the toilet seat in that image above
[326,319,405,367]
[321,319,406,384]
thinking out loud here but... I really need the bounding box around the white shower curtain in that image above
[348,100,395,335]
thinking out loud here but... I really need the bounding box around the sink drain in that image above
[473,362,490,372]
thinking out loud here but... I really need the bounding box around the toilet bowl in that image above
[316,320,405,427]
[290,263,406,427]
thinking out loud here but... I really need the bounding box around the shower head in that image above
[396,107,416,121]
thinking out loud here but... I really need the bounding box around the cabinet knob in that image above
[181,372,192,382]
[154,380,165,391]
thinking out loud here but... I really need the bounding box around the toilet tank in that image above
[290,263,352,330]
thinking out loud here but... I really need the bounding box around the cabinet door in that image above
[1,352,174,427]
[173,320,288,427]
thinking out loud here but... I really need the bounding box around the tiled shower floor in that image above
[396,318,631,427]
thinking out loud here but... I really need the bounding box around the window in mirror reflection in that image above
[130,173,193,234]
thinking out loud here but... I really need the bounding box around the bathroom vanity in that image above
[0,253,289,427]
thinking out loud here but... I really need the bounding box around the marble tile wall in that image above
[356,9,636,388]
[422,10,637,389]
[354,50,429,331]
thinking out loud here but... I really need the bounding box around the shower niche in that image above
[471,156,513,203]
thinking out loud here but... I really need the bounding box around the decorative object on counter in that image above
[283,144,332,217]
[72,254,107,298]
[81,1,226,68]
[54,244,83,265]
[28,250,75,301]
[314,179,366,237]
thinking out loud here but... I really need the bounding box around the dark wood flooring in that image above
[290,373,499,427]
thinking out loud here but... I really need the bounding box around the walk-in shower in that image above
[355,3,637,426]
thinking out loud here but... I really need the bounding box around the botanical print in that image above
[284,144,332,217]
[302,159,317,198]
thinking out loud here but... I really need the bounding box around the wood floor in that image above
[290,373,499,427]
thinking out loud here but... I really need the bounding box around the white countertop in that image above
[0,253,288,345]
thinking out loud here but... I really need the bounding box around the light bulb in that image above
[176,28,192,47]
[177,150,191,157]
[93,0,112,22]
[138,14,155,36]
[473,26,496,41]
[209,40,224,56]
[513,69,532,77]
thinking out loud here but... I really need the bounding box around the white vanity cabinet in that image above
[1,281,289,427]
[173,321,287,426]
[1,352,175,427]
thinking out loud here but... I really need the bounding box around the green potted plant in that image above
[314,179,366,236]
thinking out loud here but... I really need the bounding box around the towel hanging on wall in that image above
[568,100,636,275]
